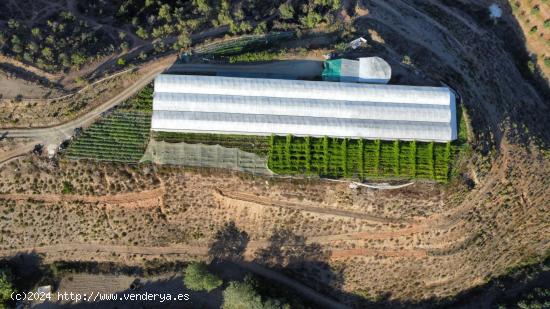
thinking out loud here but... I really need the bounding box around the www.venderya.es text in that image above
[12,291,190,303]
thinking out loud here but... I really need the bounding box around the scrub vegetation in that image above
[509,0,550,79]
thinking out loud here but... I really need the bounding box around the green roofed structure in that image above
[322,57,392,84]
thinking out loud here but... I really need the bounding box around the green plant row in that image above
[267,135,453,182]
[196,32,294,57]
[228,50,284,63]
[65,110,152,163]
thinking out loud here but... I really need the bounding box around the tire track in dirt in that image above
[330,248,427,259]
[0,241,426,262]
[0,243,207,259]
[0,142,37,166]
[0,187,164,206]
[215,189,417,225]
[215,188,472,258]
[0,243,349,308]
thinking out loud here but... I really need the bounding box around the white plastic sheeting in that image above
[338,59,361,83]
[152,74,457,142]
[358,57,392,84]
[153,93,451,123]
[154,75,452,105]
[334,57,391,84]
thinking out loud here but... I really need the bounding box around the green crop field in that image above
[65,110,152,162]
[121,84,153,111]
[150,132,457,182]
[193,32,295,59]
[268,135,453,182]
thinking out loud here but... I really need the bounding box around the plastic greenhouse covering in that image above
[152,75,457,142]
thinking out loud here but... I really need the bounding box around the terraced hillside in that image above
[0,0,549,308]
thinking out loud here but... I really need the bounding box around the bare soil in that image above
[0,150,546,305]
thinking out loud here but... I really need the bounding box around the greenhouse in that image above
[151,74,457,142]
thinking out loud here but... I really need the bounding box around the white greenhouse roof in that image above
[152,75,457,142]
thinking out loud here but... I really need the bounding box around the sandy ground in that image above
[0,73,58,99]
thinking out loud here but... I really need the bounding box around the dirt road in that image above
[0,242,348,308]
[0,187,164,205]
[215,189,415,224]
[4,56,176,138]
[1,58,323,165]
[237,261,349,309]
[0,142,37,165]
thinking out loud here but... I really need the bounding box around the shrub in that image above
[0,268,14,308]
[228,50,282,63]
[222,277,288,309]
[222,278,263,309]
[183,262,223,292]
[300,11,322,29]
[62,181,75,194]
[279,3,295,20]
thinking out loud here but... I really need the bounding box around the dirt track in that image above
[0,187,164,205]
[214,189,416,224]
[0,142,37,165]
[0,240,427,263]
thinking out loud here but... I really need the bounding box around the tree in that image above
[278,3,294,20]
[7,19,19,30]
[158,4,172,22]
[222,278,263,309]
[238,22,252,33]
[71,52,87,68]
[300,11,322,29]
[0,268,14,308]
[222,277,289,309]
[10,35,22,54]
[27,42,39,54]
[183,262,223,292]
[253,22,267,35]
[173,32,191,51]
[31,28,41,38]
[136,27,149,40]
[193,0,211,15]
[41,47,53,61]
